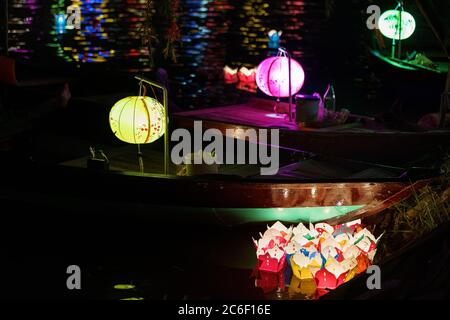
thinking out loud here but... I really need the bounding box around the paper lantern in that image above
[268,30,282,50]
[110,96,165,144]
[314,269,337,290]
[223,65,238,84]
[237,67,257,84]
[256,56,305,98]
[237,66,258,93]
[379,10,416,40]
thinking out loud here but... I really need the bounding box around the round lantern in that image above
[256,56,305,98]
[378,10,416,40]
[109,96,165,144]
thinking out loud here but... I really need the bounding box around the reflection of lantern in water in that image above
[70,0,114,63]
[237,0,270,63]
[256,56,305,98]
[378,10,416,40]
[109,97,165,144]
[55,14,67,34]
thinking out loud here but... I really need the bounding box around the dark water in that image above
[8,0,329,68]
[8,0,149,66]
[7,1,446,120]
[11,1,439,115]
[7,0,349,109]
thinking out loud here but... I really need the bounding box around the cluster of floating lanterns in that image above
[223,66,258,92]
[252,220,381,298]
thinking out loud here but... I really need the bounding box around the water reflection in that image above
[174,0,233,108]
[8,0,325,108]
[9,0,148,66]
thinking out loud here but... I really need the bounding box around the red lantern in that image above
[237,67,258,93]
[223,66,238,84]
[256,55,305,98]
[315,268,337,290]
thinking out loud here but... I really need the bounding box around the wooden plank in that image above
[174,98,298,130]
[59,153,409,209]
[61,144,263,177]
[172,98,450,164]
[326,179,432,225]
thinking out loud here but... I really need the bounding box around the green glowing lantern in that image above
[109,77,169,174]
[378,9,416,40]
[110,96,165,144]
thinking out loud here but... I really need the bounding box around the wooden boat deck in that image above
[59,145,426,226]
[173,98,450,164]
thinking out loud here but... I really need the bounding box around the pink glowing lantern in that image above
[256,56,305,98]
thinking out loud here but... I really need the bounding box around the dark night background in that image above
[1,0,450,301]
[4,0,449,115]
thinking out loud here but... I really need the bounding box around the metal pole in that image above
[278,47,295,123]
[397,6,403,59]
[163,81,169,174]
[135,76,170,175]
[391,39,396,59]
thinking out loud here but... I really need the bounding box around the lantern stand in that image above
[391,1,404,59]
[276,47,295,123]
[137,142,144,173]
[135,76,169,175]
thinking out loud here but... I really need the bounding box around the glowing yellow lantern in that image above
[109,96,165,144]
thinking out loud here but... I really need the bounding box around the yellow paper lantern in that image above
[109,96,165,144]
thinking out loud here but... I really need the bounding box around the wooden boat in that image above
[1,153,431,227]
[172,98,450,165]
[370,50,448,75]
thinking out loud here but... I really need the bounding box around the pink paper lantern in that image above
[256,56,305,98]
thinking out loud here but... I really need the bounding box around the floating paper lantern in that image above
[256,56,305,98]
[223,65,238,84]
[253,220,381,297]
[379,10,416,40]
[238,66,257,84]
[268,30,283,50]
[109,96,165,144]
[237,66,258,93]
